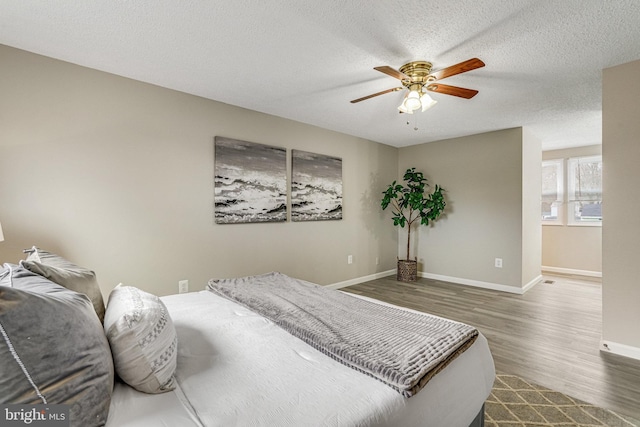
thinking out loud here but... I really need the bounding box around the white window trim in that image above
[567,155,602,227]
[542,159,564,226]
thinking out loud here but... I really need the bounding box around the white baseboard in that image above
[523,274,543,292]
[600,340,640,361]
[419,272,538,295]
[329,269,542,295]
[327,269,396,290]
[542,265,602,278]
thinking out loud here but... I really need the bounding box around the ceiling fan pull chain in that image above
[406,114,419,130]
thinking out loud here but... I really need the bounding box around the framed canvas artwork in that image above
[291,149,342,221]
[214,137,287,224]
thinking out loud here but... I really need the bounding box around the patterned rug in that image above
[486,374,640,426]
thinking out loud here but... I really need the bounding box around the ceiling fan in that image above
[350,58,485,114]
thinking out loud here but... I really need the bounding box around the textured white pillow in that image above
[104,285,178,394]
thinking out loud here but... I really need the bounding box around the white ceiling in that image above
[2,1,640,150]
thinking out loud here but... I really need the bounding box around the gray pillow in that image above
[20,247,105,322]
[104,285,178,394]
[0,264,114,427]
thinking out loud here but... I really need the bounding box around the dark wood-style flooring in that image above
[342,274,640,421]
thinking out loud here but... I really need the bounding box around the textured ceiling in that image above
[1,0,640,150]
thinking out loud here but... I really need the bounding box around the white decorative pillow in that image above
[104,285,178,394]
[20,247,106,323]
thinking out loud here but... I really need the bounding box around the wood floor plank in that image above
[342,274,640,420]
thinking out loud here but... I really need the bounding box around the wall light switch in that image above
[347,255,353,264]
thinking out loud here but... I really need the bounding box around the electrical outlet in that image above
[347,255,353,264]
[178,280,189,293]
[375,257,379,265]
[495,258,503,268]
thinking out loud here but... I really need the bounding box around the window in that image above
[542,159,563,224]
[567,155,602,225]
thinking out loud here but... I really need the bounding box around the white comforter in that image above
[107,290,495,427]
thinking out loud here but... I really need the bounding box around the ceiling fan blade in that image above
[350,87,403,103]
[373,66,410,81]
[426,83,479,99]
[429,58,485,81]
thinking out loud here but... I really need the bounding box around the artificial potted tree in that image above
[381,167,446,282]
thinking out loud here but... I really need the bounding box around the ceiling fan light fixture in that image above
[397,104,413,114]
[420,92,437,112]
[404,90,422,111]
[399,87,436,113]
[397,90,421,113]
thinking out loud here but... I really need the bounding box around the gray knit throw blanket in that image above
[207,272,478,398]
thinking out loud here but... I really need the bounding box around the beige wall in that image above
[602,58,640,350]
[0,45,399,297]
[398,128,541,291]
[521,128,542,285]
[541,145,602,274]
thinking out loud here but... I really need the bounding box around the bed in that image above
[1,251,495,427]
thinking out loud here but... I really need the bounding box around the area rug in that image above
[486,374,639,427]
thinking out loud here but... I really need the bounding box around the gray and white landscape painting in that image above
[214,137,287,224]
[291,150,342,221]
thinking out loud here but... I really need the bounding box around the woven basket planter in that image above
[397,259,417,282]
